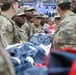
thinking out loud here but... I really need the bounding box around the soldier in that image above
[0,0,20,48]
[41,14,49,30]
[12,8,28,43]
[54,13,61,30]
[32,14,44,34]
[0,2,15,75]
[21,5,35,41]
[52,0,76,50]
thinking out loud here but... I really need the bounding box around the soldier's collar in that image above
[64,12,75,18]
[1,14,15,25]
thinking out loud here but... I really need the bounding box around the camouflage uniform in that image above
[21,21,35,41]
[0,3,15,75]
[32,23,44,34]
[53,12,76,49]
[0,1,16,75]
[0,43,15,75]
[32,14,45,34]
[15,25,27,43]
[0,14,20,47]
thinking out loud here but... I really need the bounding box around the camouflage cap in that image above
[0,0,18,4]
[24,5,36,11]
[20,6,27,10]
[36,14,42,18]
[54,13,61,18]
[42,14,49,19]
[16,8,25,16]
[54,15,61,18]
[56,0,71,4]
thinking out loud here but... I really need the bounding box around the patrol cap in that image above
[54,13,61,18]
[16,8,25,16]
[19,6,26,11]
[16,12,25,16]
[24,5,36,11]
[0,0,18,4]
[36,14,42,19]
[54,15,61,19]
[42,14,49,19]
[56,0,71,4]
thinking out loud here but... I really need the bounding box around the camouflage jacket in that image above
[32,23,44,34]
[53,12,76,49]
[0,14,20,47]
[21,21,35,41]
[0,43,15,75]
[15,25,27,43]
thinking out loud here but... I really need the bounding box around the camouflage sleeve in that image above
[0,56,6,74]
[0,55,10,75]
[21,23,30,41]
[17,27,28,43]
[13,25,20,43]
[0,20,13,47]
[55,21,76,45]
[0,43,15,75]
